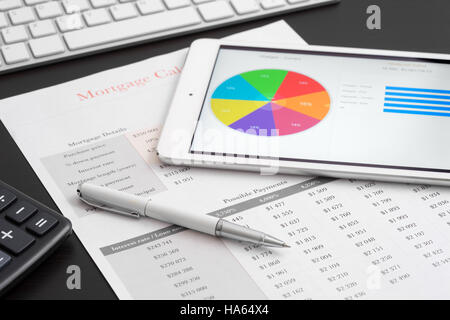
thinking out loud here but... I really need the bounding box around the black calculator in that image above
[0,180,72,294]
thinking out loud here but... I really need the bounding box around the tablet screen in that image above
[190,45,450,172]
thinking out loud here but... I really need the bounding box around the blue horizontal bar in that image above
[384,108,450,117]
[386,86,450,94]
[384,103,450,111]
[385,97,450,106]
[385,91,450,100]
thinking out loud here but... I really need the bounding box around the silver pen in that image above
[77,183,290,248]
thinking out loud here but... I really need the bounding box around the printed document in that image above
[1,21,450,299]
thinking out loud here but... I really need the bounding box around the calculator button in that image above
[0,189,17,212]
[0,250,11,271]
[6,201,38,224]
[0,220,35,255]
[26,212,58,236]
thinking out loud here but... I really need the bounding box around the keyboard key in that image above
[0,12,8,28]
[27,212,58,236]
[83,8,111,26]
[9,7,35,25]
[24,0,48,5]
[192,0,215,3]
[163,0,190,9]
[0,0,21,11]
[260,0,285,9]
[90,0,116,8]
[136,0,164,15]
[110,3,138,21]
[230,0,259,14]
[0,189,16,212]
[0,250,11,271]
[6,201,37,224]
[65,7,201,50]
[1,42,30,64]
[1,25,28,44]
[198,0,235,22]
[36,1,63,19]
[56,13,84,32]
[29,34,65,57]
[0,220,34,255]
[29,19,56,37]
[62,0,90,13]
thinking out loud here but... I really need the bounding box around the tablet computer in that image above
[158,39,450,186]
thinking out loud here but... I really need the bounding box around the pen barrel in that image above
[215,219,265,243]
[145,201,219,236]
[79,183,147,214]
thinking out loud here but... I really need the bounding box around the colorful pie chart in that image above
[211,69,330,136]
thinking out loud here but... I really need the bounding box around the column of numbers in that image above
[147,238,213,299]
[309,182,410,293]
[352,181,450,270]
[266,196,362,299]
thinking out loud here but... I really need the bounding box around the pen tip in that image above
[262,234,290,248]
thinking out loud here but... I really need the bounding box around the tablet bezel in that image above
[158,39,450,185]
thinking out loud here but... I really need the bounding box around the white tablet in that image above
[158,39,450,186]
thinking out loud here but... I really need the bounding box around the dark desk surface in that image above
[1,0,450,299]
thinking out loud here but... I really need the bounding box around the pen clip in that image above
[77,190,141,219]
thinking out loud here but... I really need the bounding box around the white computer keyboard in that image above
[0,0,338,74]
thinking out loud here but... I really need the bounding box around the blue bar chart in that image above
[383,86,450,117]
